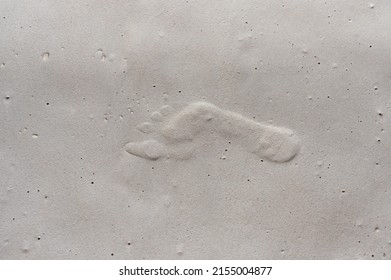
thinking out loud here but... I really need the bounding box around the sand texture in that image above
[1,0,391,259]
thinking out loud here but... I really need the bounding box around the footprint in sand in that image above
[123,102,300,163]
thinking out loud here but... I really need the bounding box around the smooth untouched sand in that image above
[1,0,391,259]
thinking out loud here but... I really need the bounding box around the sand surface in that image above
[1,0,391,259]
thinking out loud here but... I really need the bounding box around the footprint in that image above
[124,102,300,163]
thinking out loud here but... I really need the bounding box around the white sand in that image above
[1,0,391,259]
